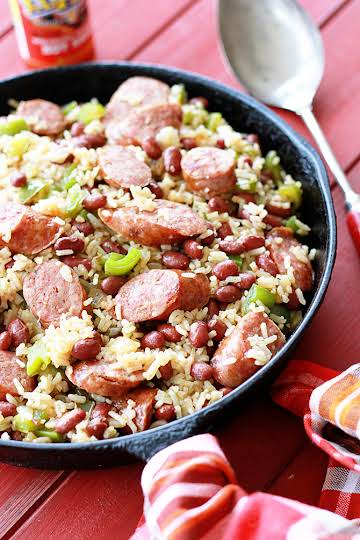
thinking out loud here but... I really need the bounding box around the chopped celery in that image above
[236,177,257,193]
[66,183,85,218]
[76,100,105,125]
[7,133,31,158]
[18,179,48,204]
[243,284,276,313]
[13,414,36,433]
[0,118,28,136]
[62,163,78,190]
[62,101,78,115]
[279,183,302,209]
[264,150,282,182]
[229,254,243,268]
[26,340,51,376]
[183,108,194,125]
[170,84,187,105]
[270,304,291,323]
[33,410,49,423]
[207,112,222,132]
[34,429,64,442]
[104,248,141,276]
[285,215,299,233]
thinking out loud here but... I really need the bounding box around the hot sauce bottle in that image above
[9,0,94,68]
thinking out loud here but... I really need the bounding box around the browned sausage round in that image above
[117,103,182,146]
[211,312,285,388]
[98,146,152,189]
[17,99,65,136]
[55,408,86,434]
[107,76,170,114]
[113,386,157,432]
[66,360,144,398]
[99,199,208,247]
[267,227,313,291]
[0,351,35,399]
[181,147,236,197]
[0,202,62,255]
[115,269,210,323]
[23,260,86,328]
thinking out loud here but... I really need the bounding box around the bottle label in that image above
[10,0,93,67]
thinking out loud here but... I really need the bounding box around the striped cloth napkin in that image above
[131,360,360,539]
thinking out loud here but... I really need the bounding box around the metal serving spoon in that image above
[218,0,360,254]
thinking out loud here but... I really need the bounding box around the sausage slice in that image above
[267,227,313,291]
[113,386,157,432]
[66,360,143,398]
[17,99,65,136]
[0,202,62,255]
[108,76,170,111]
[117,103,182,145]
[115,269,210,322]
[0,351,35,399]
[211,312,285,388]
[181,147,236,196]
[23,260,86,328]
[99,199,208,247]
[98,146,152,189]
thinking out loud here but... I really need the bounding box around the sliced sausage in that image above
[115,269,210,323]
[113,386,157,432]
[181,147,236,197]
[211,312,285,388]
[17,99,65,136]
[23,260,86,328]
[267,227,313,291]
[117,103,182,146]
[0,351,35,399]
[108,76,170,111]
[0,202,62,255]
[98,145,152,189]
[99,199,208,247]
[66,360,143,398]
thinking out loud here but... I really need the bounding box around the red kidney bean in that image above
[5,260,14,270]
[180,137,197,150]
[72,221,94,236]
[219,235,265,255]
[190,362,213,381]
[265,203,292,218]
[256,253,279,276]
[72,133,106,149]
[0,331,12,351]
[162,251,190,270]
[62,256,92,271]
[72,337,102,360]
[148,181,163,199]
[234,272,256,290]
[83,193,107,211]
[261,171,274,183]
[141,331,165,350]
[247,134,259,144]
[217,223,233,239]
[242,155,253,166]
[10,171,27,187]
[142,136,162,159]
[91,403,111,420]
[155,404,176,422]
[264,214,283,228]
[189,321,209,348]
[189,96,209,108]
[159,362,174,380]
[0,401,16,417]
[101,276,126,296]
[55,236,85,253]
[70,122,85,137]
[157,324,182,343]
[206,299,219,319]
[85,419,108,439]
[163,146,182,175]
[220,387,233,396]
[207,319,227,342]
[238,192,256,205]
[201,230,215,246]
[101,240,126,255]
[8,319,29,348]
[208,196,232,214]
[55,408,86,434]
[183,239,203,260]
[287,291,301,310]
[215,138,225,149]
[212,260,239,281]
[215,285,242,304]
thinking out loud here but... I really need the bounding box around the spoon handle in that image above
[299,106,360,255]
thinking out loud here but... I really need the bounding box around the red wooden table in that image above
[0,1,360,538]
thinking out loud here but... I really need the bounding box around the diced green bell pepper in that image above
[76,101,105,125]
[34,429,64,442]
[264,150,282,182]
[65,183,85,218]
[0,118,29,136]
[26,340,51,377]
[18,179,48,204]
[62,101,78,115]
[270,304,291,323]
[278,183,302,209]
[243,284,276,313]
[13,414,36,433]
[104,248,142,276]
[170,84,187,105]
[229,254,243,268]
[7,133,31,158]
[207,112,222,132]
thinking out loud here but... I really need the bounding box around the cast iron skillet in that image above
[0,62,336,469]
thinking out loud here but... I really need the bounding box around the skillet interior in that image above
[0,62,336,469]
